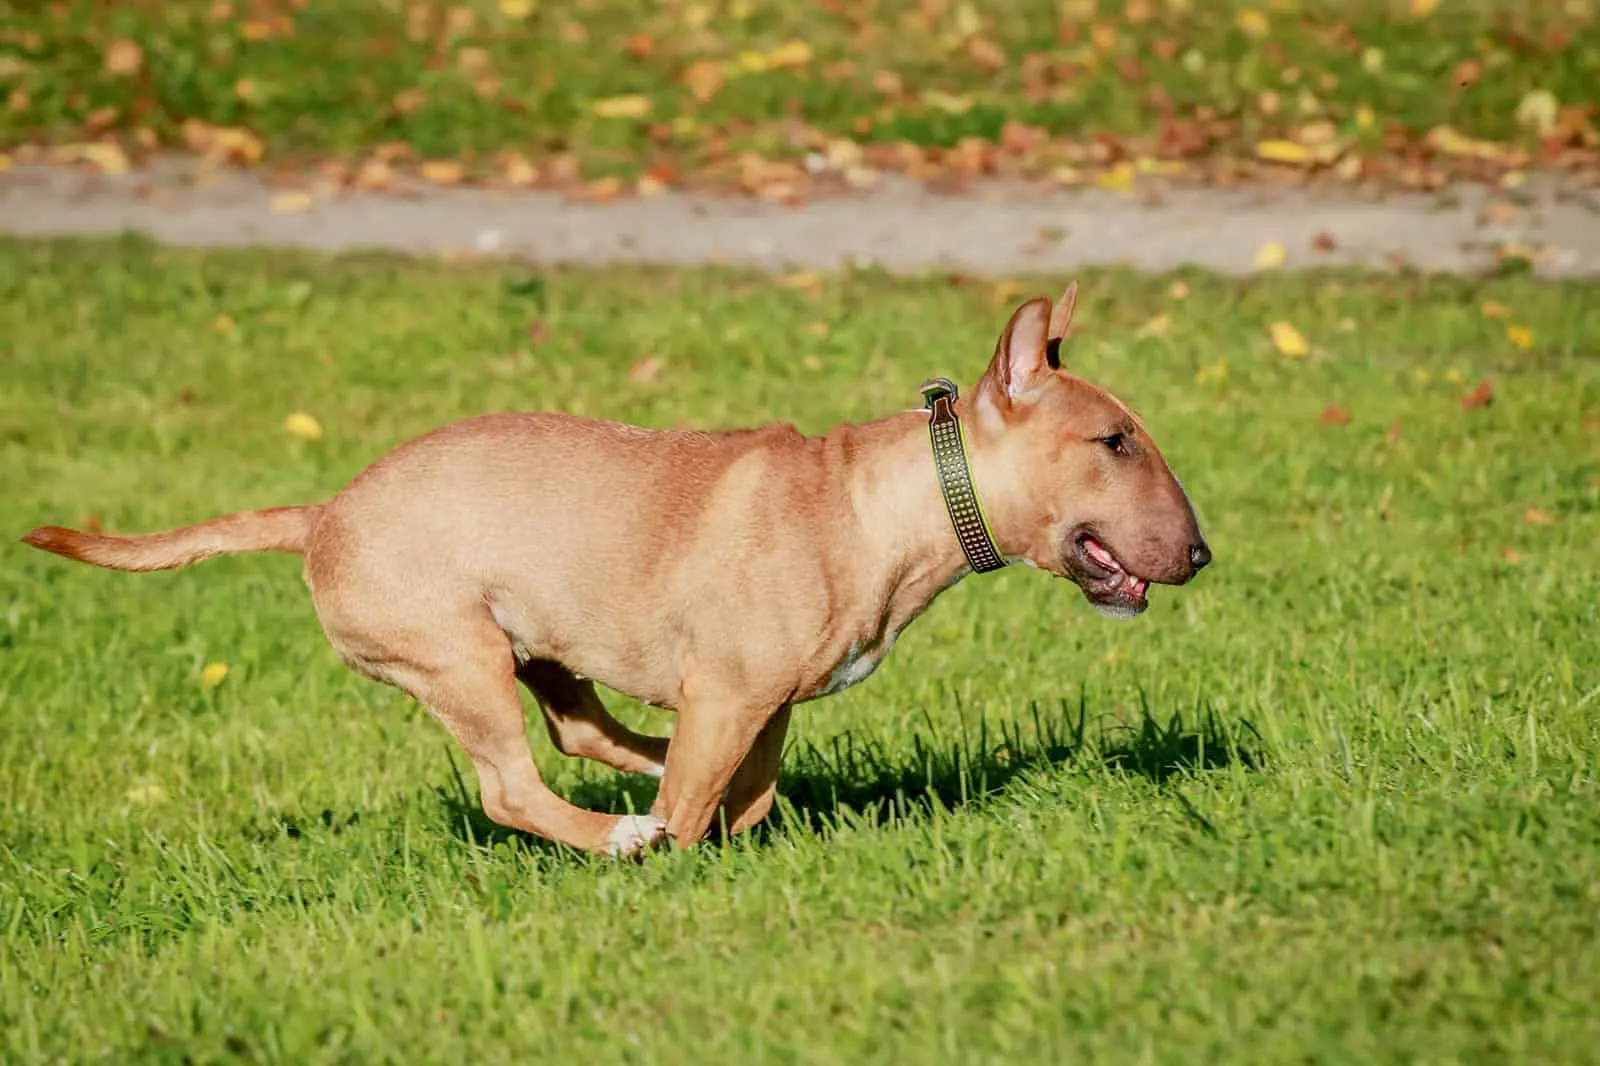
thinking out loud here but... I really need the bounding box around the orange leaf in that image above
[419,160,466,185]
[1460,379,1494,409]
[103,39,144,77]
[1318,404,1351,426]
[1522,507,1556,526]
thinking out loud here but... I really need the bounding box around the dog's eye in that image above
[1099,433,1126,454]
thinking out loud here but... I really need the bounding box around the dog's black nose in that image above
[1189,541,1212,571]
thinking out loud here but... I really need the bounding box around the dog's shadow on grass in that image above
[436,697,1266,855]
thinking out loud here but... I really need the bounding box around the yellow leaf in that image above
[419,160,467,184]
[778,272,823,293]
[1235,9,1269,37]
[57,142,130,174]
[124,782,169,805]
[1506,324,1534,350]
[1480,299,1511,319]
[1361,47,1384,73]
[1253,241,1287,271]
[284,411,323,440]
[270,191,313,213]
[1195,360,1229,384]
[1256,139,1313,166]
[1268,321,1310,357]
[1409,0,1439,16]
[765,40,813,69]
[1426,125,1507,161]
[201,661,230,689]
[953,1,982,37]
[1515,90,1559,138]
[498,0,536,18]
[1355,105,1375,130]
[922,89,974,114]
[592,94,651,119]
[1095,161,1135,192]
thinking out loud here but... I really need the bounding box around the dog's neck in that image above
[833,405,1004,630]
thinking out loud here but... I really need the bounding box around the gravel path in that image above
[4,160,1599,277]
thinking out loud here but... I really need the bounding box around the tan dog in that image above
[24,284,1209,857]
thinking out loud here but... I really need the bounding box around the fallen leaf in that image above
[284,411,324,439]
[1505,324,1534,350]
[270,191,313,213]
[622,32,654,59]
[419,160,466,185]
[1459,379,1494,409]
[1410,0,1439,15]
[1319,404,1351,426]
[681,59,726,102]
[765,40,814,69]
[56,141,132,174]
[628,356,664,383]
[527,319,550,344]
[1522,507,1556,526]
[1194,360,1228,384]
[1312,232,1337,252]
[201,661,230,689]
[210,313,236,333]
[1253,241,1288,271]
[498,0,536,17]
[1135,313,1171,339]
[778,272,823,294]
[124,783,169,805]
[1515,90,1560,138]
[103,38,144,77]
[1256,139,1312,166]
[805,321,830,337]
[353,158,396,190]
[1499,546,1522,564]
[1269,321,1310,357]
[1168,281,1190,300]
[1235,9,1270,37]
[922,89,974,114]
[592,94,652,119]
[1426,125,1507,161]
[1480,299,1510,319]
[1385,421,1403,445]
[1453,57,1484,88]
[1095,161,1135,192]
[1482,200,1517,224]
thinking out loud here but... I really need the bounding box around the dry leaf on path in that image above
[1253,241,1287,271]
[270,191,313,213]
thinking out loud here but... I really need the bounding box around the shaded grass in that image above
[1,0,1596,176]
[1,236,1599,1063]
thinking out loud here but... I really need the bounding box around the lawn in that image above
[1,236,1598,1063]
[3,0,1597,191]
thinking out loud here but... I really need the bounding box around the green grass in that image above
[3,0,1597,182]
[2,236,1599,1063]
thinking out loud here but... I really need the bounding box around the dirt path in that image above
[4,160,1598,277]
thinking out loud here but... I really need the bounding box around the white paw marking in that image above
[605,814,667,858]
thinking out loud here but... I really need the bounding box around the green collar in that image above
[920,378,1007,574]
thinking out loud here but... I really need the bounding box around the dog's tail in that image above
[22,505,323,573]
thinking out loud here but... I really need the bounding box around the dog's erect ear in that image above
[984,296,1054,405]
[1045,281,1078,370]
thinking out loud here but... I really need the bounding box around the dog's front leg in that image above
[652,690,787,848]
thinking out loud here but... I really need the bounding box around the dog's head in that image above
[963,284,1210,618]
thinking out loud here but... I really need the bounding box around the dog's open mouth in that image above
[1071,533,1149,618]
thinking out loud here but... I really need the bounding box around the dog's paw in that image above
[605,814,668,859]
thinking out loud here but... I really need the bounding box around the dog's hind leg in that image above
[376,616,666,857]
[517,660,669,778]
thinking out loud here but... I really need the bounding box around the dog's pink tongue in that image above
[1086,538,1119,570]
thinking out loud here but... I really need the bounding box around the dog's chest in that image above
[816,633,897,697]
